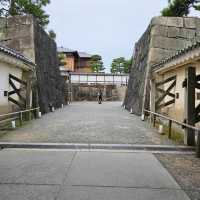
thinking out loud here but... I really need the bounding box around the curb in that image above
[0,142,195,152]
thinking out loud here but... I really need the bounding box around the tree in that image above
[0,0,50,27]
[111,57,125,74]
[90,55,105,73]
[124,58,132,73]
[161,0,200,17]
[49,29,56,40]
[110,57,132,74]
[58,53,67,66]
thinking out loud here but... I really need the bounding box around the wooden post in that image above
[196,130,200,158]
[153,114,156,127]
[185,67,196,146]
[168,120,172,139]
[25,72,32,121]
[150,79,156,125]
[19,112,22,126]
[69,73,72,103]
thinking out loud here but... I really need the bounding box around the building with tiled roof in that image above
[150,41,200,141]
[58,47,92,73]
[0,45,36,114]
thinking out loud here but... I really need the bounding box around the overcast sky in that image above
[45,0,172,71]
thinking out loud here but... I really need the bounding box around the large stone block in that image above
[3,25,33,45]
[151,17,183,27]
[195,18,200,36]
[178,28,196,39]
[148,48,176,66]
[7,15,33,26]
[150,36,192,50]
[167,26,180,38]
[151,25,168,37]
[184,17,197,29]
[0,17,7,27]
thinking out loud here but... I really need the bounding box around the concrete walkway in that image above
[0,102,170,145]
[0,149,189,200]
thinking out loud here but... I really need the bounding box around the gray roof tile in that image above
[0,45,35,66]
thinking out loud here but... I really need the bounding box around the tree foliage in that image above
[0,0,50,27]
[162,0,200,16]
[58,53,67,66]
[90,55,105,73]
[110,57,132,74]
[49,29,56,40]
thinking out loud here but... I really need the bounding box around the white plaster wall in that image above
[161,64,200,122]
[70,74,129,85]
[0,61,22,114]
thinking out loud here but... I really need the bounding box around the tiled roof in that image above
[78,52,92,58]
[57,47,76,53]
[58,46,92,58]
[0,45,35,66]
[152,41,200,69]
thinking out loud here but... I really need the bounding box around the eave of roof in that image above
[58,47,92,58]
[152,41,200,71]
[0,45,35,67]
[57,47,76,53]
[78,52,92,58]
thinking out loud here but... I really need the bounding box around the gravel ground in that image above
[0,102,172,144]
[156,154,200,200]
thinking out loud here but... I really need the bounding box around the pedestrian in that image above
[97,89,103,104]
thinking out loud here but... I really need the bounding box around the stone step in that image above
[0,142,195,152]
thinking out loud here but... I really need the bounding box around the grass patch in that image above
[154,120,184,144]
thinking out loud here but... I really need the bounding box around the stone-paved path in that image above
[0,102,170,144]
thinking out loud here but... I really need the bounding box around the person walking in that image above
[97,89,103,104]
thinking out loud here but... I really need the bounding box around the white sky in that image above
[45,0,199,72]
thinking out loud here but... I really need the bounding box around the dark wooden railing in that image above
[0,107,40,128]
[144,109,200,158]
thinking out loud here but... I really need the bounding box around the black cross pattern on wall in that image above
[155,76,176,110]
[8,74,27,109]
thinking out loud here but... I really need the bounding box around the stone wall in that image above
[124,17,200,115]
[0,15,65,113]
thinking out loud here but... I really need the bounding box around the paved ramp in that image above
[0,149,190,200]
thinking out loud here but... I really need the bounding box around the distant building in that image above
[58,47,93,73]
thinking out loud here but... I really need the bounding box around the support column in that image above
[185,67,196,146]
[150,79,156,124]
[150,79,156,113]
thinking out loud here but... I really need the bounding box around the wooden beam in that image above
[195,104,200,116]
[195,115,200,124]
[195,83,200,89]
[156,88,175,99]
[8,97,24,109]
[156,76,176,87]
[156,80,176,107]
[185,67,196,146]
[9,78,26,103]
[196,74,200,82]
[9,74,27,86]
[157,99,175,110]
